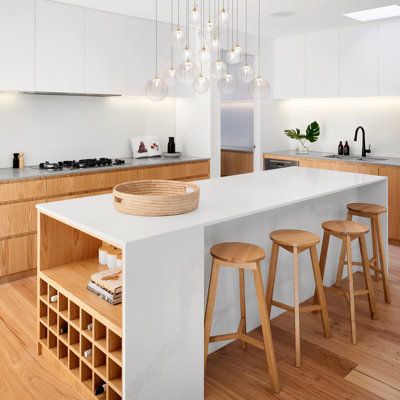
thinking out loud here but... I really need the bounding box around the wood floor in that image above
[0,247,399,399]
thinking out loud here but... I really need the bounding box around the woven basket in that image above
[113,180,200,216]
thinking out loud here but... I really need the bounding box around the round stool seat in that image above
[322,220,369,236]
[210,242,266,264]
[347,202,387,216]
[270,229,320,248]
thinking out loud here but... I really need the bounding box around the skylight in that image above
[344,5,400,22]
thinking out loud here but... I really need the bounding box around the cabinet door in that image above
[35,0,84,93]
[274,35,306,99]
[379,20,400,96]
[85,9,126,95]
[306,30,340,98]
[379,166,400,241]
[340,24,379,97]
[0,0,35,91]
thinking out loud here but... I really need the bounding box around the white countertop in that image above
[37,167,386,247]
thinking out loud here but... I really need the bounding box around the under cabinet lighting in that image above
[344,5,400,22]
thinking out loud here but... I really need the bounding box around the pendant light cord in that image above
[186,0,189,49]
[177,0,180,28]
[201,0,204,74]
[155,0,158,77]
[170,0,174,68]
[217,0,221,61]
[231,0,234,50]
[236,0,239,46]
[257,0,261,76]
[245,0,247,64]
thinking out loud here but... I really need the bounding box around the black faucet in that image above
[354,126,371,158]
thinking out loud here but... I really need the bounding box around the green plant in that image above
[284,121,320,152]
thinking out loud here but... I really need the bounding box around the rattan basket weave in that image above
[113,180,200,216]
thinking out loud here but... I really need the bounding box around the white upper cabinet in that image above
[379,19,400,96]
[274,35,306,99]
[340,24,379,97]
[85,10,127,95]
[0,0,35,91]
[127,17,154,96]
[36,0,84,93]
[306,30,340,98]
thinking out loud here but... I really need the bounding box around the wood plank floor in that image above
[0,247,399,399]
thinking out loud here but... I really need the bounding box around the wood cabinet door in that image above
[0,234,36,277]
[140,161,210,181]
[0,200,41,238]
[221,151,253,176]
[379,166,400,241]
[0,179,46,203]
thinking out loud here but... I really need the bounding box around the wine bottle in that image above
[83,349,92,358]
[50,295,58,303]
[95,384,107,395]
[60,326,68,334]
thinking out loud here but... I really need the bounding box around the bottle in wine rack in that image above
[50,294,58,303]
[87,323,93,331]
[83,348,92,358]
[60,326,68,334]
[95,384,107,395]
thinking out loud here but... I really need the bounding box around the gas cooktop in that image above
[31,158,125,171]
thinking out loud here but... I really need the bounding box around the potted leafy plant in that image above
[284,121,320,153]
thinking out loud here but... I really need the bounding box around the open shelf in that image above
[40,258,121,334]
[37,216,123,399]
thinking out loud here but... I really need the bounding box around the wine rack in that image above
[38,278,122,400]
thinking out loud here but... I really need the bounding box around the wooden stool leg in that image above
[335,240,347,288]
[204,259,220,369]
[376,216,391,304]
[266,243,279,315]
[313,231,330,305]
[345,236,357,345]
[239,268,247,350]
[293,247,301,368]
[371,217,380,282]
[359,235,377,320]
[310,246,331,338]
[347,211,353,221]
[253,263,280,393]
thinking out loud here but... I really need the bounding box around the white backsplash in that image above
[0,93,176,168]
[269,97,400,157]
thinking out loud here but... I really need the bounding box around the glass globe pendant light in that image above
[163,0,178,86]
[218,72,237,94]
[249,0,270,99]
[172,0,186,48]
[193,0,210,94]
[239,0,254,83]
[197,46,211,64]
[219,0,229,26]
[146,0,168,101]
[210,36,220,54]
[210,60,227,79]
[181,46,193,62]
[189,1,201,25]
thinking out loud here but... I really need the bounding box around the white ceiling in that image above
[56,0,400,37]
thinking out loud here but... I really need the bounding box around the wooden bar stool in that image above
[266,230,331,368]
[204,242,280,393]
[347,203,391,304]
[314,220,377,345]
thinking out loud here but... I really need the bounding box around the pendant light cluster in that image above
[145,0,269,101]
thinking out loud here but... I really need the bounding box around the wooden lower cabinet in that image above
[379,166,400,243]
[299,160,379,175]
[0,200,40,237]
[221,150,254,177]
[0,234,36,278]
[0,160,210,282]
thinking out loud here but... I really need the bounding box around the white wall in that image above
[0,92,176,167]
[270,97,400,157]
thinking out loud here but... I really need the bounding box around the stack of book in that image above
[87,268,122,305]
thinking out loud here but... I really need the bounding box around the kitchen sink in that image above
[323,155,388,162]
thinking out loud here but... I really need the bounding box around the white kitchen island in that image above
[36,167,388,400]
